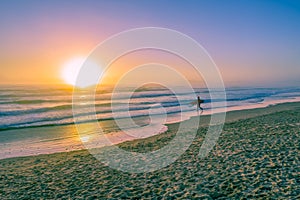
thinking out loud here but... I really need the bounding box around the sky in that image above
[0,0,300,87]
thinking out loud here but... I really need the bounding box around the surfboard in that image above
[190,99,204,105]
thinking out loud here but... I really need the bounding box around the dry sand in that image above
[0,102,299,199]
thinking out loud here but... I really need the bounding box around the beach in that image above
[1,85,300,160]
[0,101,299,199]
[1,0,300,199]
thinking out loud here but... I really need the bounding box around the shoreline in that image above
[1,101,299,198]
[165,96,300,125]
[0,100,300,161]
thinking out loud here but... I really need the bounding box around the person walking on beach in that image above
[197,96,204,113]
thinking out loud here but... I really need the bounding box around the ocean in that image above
[0,85,300,159]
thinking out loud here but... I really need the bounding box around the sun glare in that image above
[80,136,90,143]
[61,57,102,88]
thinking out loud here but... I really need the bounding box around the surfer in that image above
[197,96,204,113]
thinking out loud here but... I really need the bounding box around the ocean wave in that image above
[0,105,195,131]
[1,86,300,132]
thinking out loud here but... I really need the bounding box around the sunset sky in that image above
[1,0,300,87]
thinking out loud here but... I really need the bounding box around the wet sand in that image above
[0,102,299,199]
[1,97,300,160]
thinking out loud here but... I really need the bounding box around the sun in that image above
[61,57,103,88]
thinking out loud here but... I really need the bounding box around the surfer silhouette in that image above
[197,96,204,113]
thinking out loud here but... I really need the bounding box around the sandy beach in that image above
[0,101,299,199]
[1,0,300,199]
